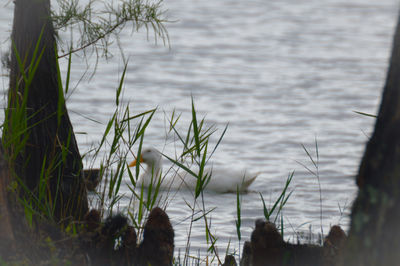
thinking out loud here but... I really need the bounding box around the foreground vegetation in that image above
[2,0,400,265]
[1,1,307,264]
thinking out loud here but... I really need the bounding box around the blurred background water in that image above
[1,0,399,260]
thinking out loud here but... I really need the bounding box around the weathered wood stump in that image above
[82,207,174,266]
[239,220,346,266]
[138,207,175,266]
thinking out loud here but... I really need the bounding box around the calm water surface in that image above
[1,0,399,259]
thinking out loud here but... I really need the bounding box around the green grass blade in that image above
[134,108,156,143]
[208,123,228,161]
[191,97,201,156]
[164,154,198,179]
[301,144,317,170]
[235,186,241,241]
[136,133,144,181]
[353,110,377,118]
[259,192,271,221]
[65,49,72,94]
[116,62,128,106]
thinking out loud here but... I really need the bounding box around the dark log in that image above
[340,10,400,266]
[4,0,88,221]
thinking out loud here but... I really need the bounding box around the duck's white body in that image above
[130,148,258,193]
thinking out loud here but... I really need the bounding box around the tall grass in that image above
[299,138,324,239]
[259,171,294,237]
[70,64,227,264]
[157,97,227,265]
[2,37,300,264]
[235,187,242,258]
[2,33,65,224]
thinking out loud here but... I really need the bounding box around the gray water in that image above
[1,0,399,260]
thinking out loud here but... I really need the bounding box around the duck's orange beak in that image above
[129,156,144,167]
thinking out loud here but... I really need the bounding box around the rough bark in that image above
[341,11,400,266]
[5,0,88,221]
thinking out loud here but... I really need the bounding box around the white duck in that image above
[128,147,258,193]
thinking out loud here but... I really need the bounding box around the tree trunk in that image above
[4,0,88,222]
[0,146,16,257]
[341,11,400,266]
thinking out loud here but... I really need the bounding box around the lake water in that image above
[1,0,399,261]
